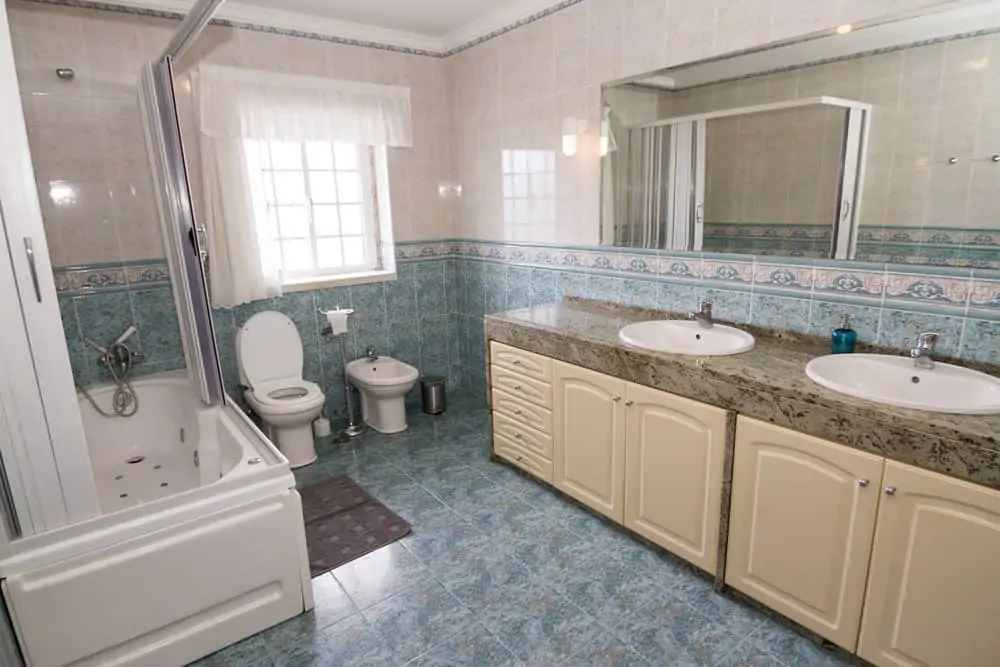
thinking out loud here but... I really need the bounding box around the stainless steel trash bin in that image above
[421,376,447,415]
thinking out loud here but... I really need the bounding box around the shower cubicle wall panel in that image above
[0,0,99,541]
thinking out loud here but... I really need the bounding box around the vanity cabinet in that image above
[726,417,884,651]
[858,462,1000,667]
[491,344,726,573]
[729,418,1000,664]
[552,361,627,522]
[624,383,727,573]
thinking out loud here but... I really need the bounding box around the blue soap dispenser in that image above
[831,315,858,354]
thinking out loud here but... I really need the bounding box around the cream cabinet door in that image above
[858,462,1000,667]
[726,418,884,651]
[553,361,626,522]
[624,383,727,574]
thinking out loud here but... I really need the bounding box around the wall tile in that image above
[751,294,812,332]
[416,262,448,318]
[960,319,1000,364]
[877,309,965,356]
[530,268,558,306]
[621,278,659,310]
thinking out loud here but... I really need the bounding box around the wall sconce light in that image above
[599,107,617,158]
[562,118,585,157]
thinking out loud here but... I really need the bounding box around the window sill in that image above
[282,269,396,293]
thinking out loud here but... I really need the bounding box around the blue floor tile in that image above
[614,591,745,667]
[333,542,432,610]
[404,624,519,666]
[363,578,477,663]
[747,622,853,666]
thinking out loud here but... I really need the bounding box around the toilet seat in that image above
[246,380,325,416]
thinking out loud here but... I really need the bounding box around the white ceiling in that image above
[102,0,568,53]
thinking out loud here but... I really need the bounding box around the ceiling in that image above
[102,0,567,53]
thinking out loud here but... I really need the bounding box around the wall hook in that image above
[55,68,75,81]
[992,155,1000,163]
[947,157,959,165]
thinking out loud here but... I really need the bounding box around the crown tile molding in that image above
[22,0,577,56]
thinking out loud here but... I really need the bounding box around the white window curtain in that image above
[194,64,413,309]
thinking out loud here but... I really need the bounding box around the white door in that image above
[726,417,884,651]
[858,461,1000,667]
[624,383,726,573]
[553,362,626,522]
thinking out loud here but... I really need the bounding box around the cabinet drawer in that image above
[490,366,553,408]
[492,388,552,434]
[494,434,553,483]
[490,342,552,382]
[493,412,553,458]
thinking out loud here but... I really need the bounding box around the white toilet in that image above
[236,311,325,468]
[346,356,420,434]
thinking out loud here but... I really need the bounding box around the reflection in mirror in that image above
[601,2,1000,269]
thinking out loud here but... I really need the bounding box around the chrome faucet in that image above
[911,332,940,370]
[688,301,714,329]
[366,346,379,362]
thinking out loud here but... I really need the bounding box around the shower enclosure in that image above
[0,1,312,665]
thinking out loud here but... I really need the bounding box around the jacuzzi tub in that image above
[0,371,313,667]
[80,373,253,512]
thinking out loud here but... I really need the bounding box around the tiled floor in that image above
[194,395,852,667]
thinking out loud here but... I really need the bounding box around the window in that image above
[244,139,381,283]
[502,149,556,241]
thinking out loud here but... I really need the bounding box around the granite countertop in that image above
[485,298,1000,489]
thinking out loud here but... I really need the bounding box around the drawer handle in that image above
[612,395,621,402]
[514,433,523,440]
[514,409,523,415]
[514,385,522,391]
[515,455,524,462]
[512,359,522,365]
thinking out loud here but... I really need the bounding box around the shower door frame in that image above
[140,58,226,407]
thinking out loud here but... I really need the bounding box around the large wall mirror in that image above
[601,2,1000,269]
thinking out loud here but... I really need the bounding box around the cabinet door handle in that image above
[885,486,897,497]
[858,479,870,488]
[513,409,523,415]
[514,433,523,440]
[515,455,524,462]
[511,359,522,365]
[625,400,634,407]
[23,238,42,303]
[612,395,622,402]
[514,385,522,391]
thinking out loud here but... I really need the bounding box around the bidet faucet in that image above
[911,332,940,370]
[687,301,714,329]
[366,346,379,362]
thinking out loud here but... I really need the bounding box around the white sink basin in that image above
[806,354,1000,415]
[619,320,756,356]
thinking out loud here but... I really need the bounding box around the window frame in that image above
[244,139,388,287]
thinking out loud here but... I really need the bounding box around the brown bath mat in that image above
[300,475,412,577]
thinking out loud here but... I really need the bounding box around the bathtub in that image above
[0,371,313,667]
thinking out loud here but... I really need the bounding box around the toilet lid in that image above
[237,311,303,387]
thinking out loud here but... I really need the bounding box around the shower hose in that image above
[76,342,140,418]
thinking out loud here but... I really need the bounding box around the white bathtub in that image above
[79,373,254,513]
[0,371,313,667]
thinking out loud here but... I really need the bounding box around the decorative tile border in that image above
[53,260,170,295]
[52,239,1000,319]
